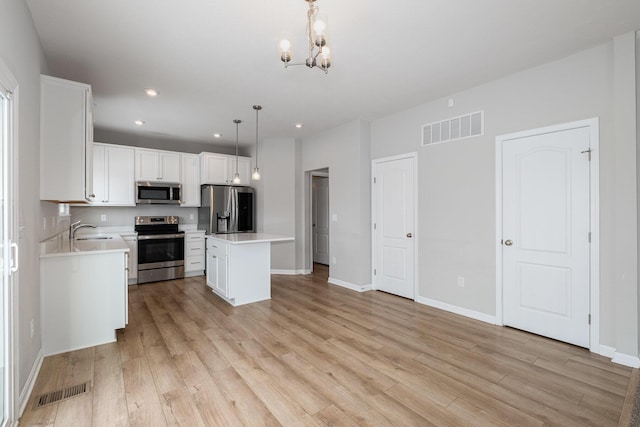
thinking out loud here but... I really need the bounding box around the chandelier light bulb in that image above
[232,173,241,184]
[280,39,291,52]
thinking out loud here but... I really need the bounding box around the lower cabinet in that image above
[185,230,205,276]
[121,233,138,284]
[206,238,229,296]
[41,250,128,356]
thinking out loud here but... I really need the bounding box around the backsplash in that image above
[41,201,71,241]
[70,205,199,228]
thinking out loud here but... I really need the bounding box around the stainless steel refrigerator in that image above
[198,185,255,234]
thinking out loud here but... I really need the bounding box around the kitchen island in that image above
[205,233,294,306]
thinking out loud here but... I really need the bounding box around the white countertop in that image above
[206,233,294,245]
[41,233,129,258]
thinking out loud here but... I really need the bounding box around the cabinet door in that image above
[136,149,159,181]
[84,89,94,200]
[228,156,251,185]
[200,153,228,184]
[160,152,181,182]
[106,146,135,205]
[181,154,200,206]
[92,144,106,204]
[40,75,92,202]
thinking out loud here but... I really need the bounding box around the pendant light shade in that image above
[252,105,262,181]
[233,119,241,184]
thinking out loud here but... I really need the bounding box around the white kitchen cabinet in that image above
[200,152,228,184]
[135,148,181,182]
[121,233,138,284]
[40,75,94,203]
[184,230,205,276]
[41,250,128,355]
[206,238,229,297]
[227,156,252,185]
[200,152,251,185]
[93,143,135,206]
[180,153,200,207]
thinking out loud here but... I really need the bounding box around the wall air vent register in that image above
[422,110,484,146]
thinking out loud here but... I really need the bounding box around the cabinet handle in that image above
[89,193,96,198]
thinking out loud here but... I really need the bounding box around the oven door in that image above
[137,233,185,270]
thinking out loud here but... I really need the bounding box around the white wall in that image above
[370,37,638,357]
[254,138,296,271]
[297,120,371,287]
[0,0,48,400]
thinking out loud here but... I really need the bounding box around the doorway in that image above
[496,118,599,350]
[309,169,330,275]
[0,58,18,425]
[312,175,330,266]
[372,153,417,299]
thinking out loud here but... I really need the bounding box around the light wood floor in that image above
[20,265,633,426]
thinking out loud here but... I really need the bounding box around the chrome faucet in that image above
[70,220,97,239]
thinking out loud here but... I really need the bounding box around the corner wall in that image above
[297,120,371,287]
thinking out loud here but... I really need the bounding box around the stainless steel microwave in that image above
[136,181,181,204]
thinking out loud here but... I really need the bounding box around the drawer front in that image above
[186,232,205,242]
[186,240,205,254]
[185,255,205,272]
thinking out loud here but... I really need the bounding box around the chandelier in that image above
[279,0,332,74]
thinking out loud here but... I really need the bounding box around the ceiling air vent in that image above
[422,111,484,146]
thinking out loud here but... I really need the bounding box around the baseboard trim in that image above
[19,348,44,417]
[271,269,309,275]
[598,345,616,359]
[328,277,372,293]
[612,351,640,368]
[416,296,496,325]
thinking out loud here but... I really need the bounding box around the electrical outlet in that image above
[332,256,337,265]
[100,214,107,222]
[189,213,194,220]
[30,319,34,338]
[457,276,465,287]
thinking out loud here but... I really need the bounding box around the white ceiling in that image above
[25,0,640,148]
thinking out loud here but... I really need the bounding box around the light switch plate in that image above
[331,214,338,222]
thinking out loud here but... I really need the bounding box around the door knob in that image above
[406,233,413,238]
[504,239,513,246]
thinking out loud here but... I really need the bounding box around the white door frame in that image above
[371,152,419,299]
[0,58,19,426]
[495,118,600,353]
[307,169,329,274]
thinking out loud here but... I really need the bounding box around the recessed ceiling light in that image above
[213,133,222,138]
[134,120,145,126]
[295,123,303,128]
[144,88,158,97]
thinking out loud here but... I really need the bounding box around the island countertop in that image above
[205,233,294,245]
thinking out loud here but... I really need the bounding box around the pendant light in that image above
[232,119,241,184]
[252,105,262,181]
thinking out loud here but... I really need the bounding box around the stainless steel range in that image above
[135,216,185,284]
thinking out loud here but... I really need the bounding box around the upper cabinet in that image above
[135,148,180,182]
[93,143,135,206]
[180,153,200,207]
[40,75,94,203]
[200,152,251,185]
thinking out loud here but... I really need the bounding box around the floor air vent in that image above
[34,381,91,409]
[422,110,484,146]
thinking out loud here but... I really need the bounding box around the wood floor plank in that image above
[19,270,633,426]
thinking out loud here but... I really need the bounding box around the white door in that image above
[312,176,330,265]
[501,125,591,348]
[373,155,415,299]
[0,61,17,425]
